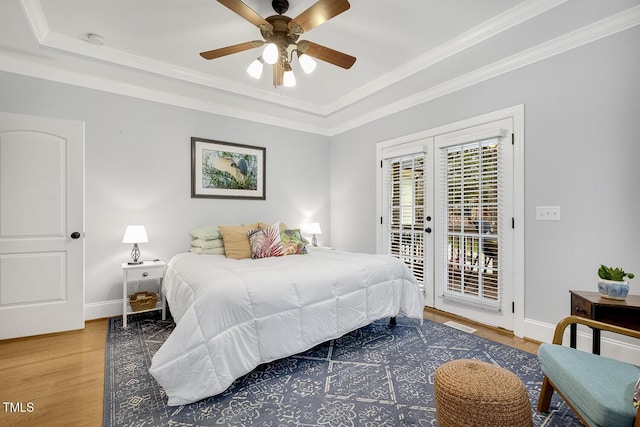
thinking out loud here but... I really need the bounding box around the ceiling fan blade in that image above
[288,0,350,35]
[200,40,264,60]
[217,0,273,29]
[273,61,284,86]
[297,40,355,69]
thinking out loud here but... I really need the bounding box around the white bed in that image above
[149,247,425,406]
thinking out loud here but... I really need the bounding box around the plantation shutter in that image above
[383,151,426,284]
[440,136,504,310]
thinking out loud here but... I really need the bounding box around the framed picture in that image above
[191,137,266,199]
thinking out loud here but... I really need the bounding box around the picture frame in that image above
[191,137,266,199]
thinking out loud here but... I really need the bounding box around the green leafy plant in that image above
[598,264,635,281]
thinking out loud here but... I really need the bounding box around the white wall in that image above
[0,71,331,319]
[330,26,640,348]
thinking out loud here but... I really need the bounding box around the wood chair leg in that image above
[537,375,554,412]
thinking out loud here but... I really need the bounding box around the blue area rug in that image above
[103,312,581,426]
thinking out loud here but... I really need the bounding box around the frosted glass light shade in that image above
[262,43,278,65]
[246,58,264,79]
[283,69,296,87]
[122,225,148,243]
[298,54,316,74]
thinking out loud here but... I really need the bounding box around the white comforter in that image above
[149,248,425,406]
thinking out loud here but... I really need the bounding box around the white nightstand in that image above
[121,260,167,328]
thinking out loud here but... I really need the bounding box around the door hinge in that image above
[512,301,515,313]
[511,133,514,145]
[512,217,515,229]
[380,160,383,168]
[380,216,383,225]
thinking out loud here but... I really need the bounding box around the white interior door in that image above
[0,112,84,339]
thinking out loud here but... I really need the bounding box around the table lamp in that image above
[301,222,322,247]
[122,225,148,265]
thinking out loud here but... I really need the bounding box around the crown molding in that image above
[0,54,331,135]
[6,2,639,136]
[18,0,567,118]
[327,5,640,136]
[18,0,48,42]
[324,0,569,114]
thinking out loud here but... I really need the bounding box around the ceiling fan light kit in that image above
[262,42,279,65]
[246,57,264,79]
[202,0,356,88]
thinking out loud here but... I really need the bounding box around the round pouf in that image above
[434,359,533,427]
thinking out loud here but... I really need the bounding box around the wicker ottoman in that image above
[434,359,533,427]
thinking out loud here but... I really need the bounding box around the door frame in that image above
[376,104,525,337]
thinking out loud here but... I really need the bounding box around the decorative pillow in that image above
[190,238,224,249]
[190,225,222,240]
[189,247,225,255]
[280,228,308,255]
[218,223,260,259]
[248,223,285,259]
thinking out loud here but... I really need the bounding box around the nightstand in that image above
[122,260,167,328]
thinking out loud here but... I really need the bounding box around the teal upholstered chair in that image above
[537,316,640,427]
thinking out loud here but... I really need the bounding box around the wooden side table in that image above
[122,260,167,328]
[569,290,640,354]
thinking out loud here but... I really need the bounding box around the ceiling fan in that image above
[200,0,356,87]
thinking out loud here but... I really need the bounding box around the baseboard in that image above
[523,317,640,365]
[85,299,122,321]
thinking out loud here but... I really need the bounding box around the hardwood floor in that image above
[0,319,108,427]
[0,309,541,427]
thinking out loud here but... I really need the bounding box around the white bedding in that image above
[149,247,425,405]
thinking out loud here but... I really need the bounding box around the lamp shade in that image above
[122,225,148,243]
[262,43,278,65]
[247,58,264,79]
[283,69,296,87]
[301,222,322,235]
[298,54,317,74]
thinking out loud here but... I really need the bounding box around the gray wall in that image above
[0,72,331,317]
[330,26,640,328]
[1,25,639,337]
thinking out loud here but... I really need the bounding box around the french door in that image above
[380,116,516,331]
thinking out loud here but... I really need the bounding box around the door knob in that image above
[425,227,432,233]
[70,232,81,239]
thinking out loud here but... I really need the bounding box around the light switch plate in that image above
[536,206,561,221]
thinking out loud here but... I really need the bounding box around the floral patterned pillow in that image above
[248,223,285,259]
[281,229,308,255]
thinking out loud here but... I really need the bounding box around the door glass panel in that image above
[387,154,425,284]
[445,139,500,303]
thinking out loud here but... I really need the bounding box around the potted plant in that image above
[597,264,635,300]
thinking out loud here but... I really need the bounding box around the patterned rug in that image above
[103,312,581,426]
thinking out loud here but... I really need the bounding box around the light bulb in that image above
[246,58,263,79]
[262,43,278,65]
[298,54,316,74]
[283,69,296,87]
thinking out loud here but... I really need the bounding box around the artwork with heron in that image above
[202,149,257,190]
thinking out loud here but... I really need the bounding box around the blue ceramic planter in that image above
[597,279,629,300]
